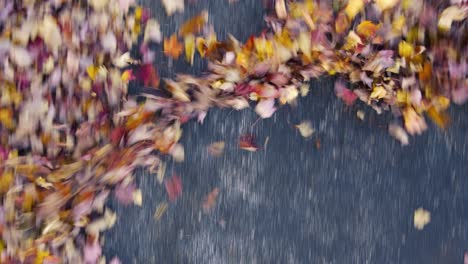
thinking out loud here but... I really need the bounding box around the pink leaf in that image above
[83,241,102,264]
[110,257,122,264]
[114,182,136,205]
[335,81,358,105]
[73,197,94,221]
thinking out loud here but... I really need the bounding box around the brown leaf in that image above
[207,141,225,157]
[202,187,219,214]
[178,11,209,37]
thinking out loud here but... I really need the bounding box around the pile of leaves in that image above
[0,0,466,262]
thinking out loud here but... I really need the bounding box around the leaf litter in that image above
[0,0,466,262]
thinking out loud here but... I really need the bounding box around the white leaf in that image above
[161,0,184,16]
[133,189,143,206]
[9,46,32,67]
[39,15,62,54]
[295,121,315,138]
[388,123,409,146]
[438,6,468,31]
[89,0,109,11]
[255,99,276,119]
[101,31,117,53]
[414,208,430,230]
[144,19,162,43]
[171,143,185,162]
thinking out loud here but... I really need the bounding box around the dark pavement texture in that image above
[103,1,468,263]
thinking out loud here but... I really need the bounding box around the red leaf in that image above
[165,175,182,202]
[135,64,160,87]
[239,135,259,152]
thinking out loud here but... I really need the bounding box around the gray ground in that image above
[103,1,468,263]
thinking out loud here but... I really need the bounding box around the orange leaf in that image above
[178,11,208,37]
[164,34,184,59]
[419,61,432,82]
[356,20,380,38]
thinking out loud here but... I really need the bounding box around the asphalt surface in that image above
[103,1,468,263]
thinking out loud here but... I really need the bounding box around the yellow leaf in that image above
[345,0,364,19]
[35,250,50,264]
[87,65,99,80]
[276,29,293,48]
[0,108,14,129]
[396,90,409,104]
[427,107,450,129]
[184,34,195,65]
[403,107,427,135]
[235,50,250,69]
[121,69,133,83]
[0,170,13,194]
[370,86,387,100]
[433,96,450,111]
[398,41,414,58]
[254,37,273,61]
[343,31,363,50]
[392,16,405,33]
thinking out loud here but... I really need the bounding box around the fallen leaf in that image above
[427,107,450,129]
[414,207,430,230]
[83,240,102,264]
[178,11,209,37]
[156,162,166,184]
[208,141,225,157]
[164,34,184,59]
[161,0,184,16]
[295,121,315,138]
[375,0,399,11]
[438,6,468,32]
[144,19,162,43]
[239,135,258,152]
[356,110,365,121]
[133,189,142,206]
[170,143,185,162]
[165,175,182,202]
[356,21,380,39]
[184,34,196,64]
[134,64,160,87]
[345,0,364,19]
[255,99,276,118]
[388,123,409,146]
[403,107,427,135]
[154,202,168,221]
[202,188,220,214]
[335,81,358,105]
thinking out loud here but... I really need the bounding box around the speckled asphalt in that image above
[103,1,468,263]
